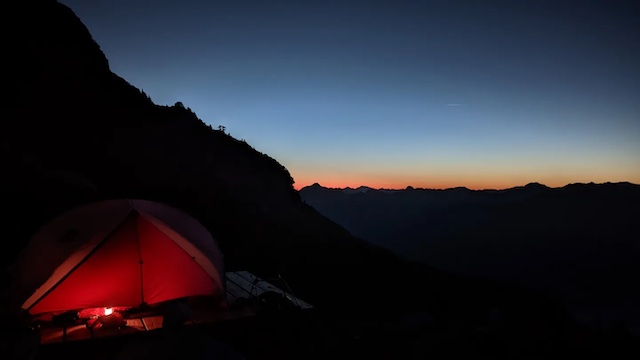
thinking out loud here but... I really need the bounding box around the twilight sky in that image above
[61,0,639,189]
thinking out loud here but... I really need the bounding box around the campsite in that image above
[6,200,316,359]
[2,1,639,359]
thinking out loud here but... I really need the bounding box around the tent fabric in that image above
[12,199,225,315]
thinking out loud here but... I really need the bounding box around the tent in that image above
[11,199,225,315]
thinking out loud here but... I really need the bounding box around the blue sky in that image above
[61,0,639,189]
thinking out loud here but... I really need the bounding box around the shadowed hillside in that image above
[300,182,640,335]
[1,1,637,358]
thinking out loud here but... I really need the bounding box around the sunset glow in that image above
[61,0,640,190]
[291,171,639,191]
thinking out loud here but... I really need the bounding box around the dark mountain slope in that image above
[423,182,640,330]
[2,0,297,266]
[300,182,640,334]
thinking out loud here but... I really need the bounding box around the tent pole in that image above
[132,210,145,306]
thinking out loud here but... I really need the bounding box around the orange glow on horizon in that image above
[292,174,639,191]
[293,177,516,190]
[284,151,640,191]
[291,172,537,190]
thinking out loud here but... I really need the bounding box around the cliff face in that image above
[3,0,298,254]
[4,0,296,204]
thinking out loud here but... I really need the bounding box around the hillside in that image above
[300,182,640,334]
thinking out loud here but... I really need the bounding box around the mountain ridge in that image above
[300,181,635,193]
[300,181,640,334]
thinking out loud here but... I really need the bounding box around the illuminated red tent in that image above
[12,199,225,315]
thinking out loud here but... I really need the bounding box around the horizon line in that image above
[295,181,638,192]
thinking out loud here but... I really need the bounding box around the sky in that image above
[60,0,639,190]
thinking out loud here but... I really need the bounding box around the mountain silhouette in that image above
[2,0,392,314]
[2,0,478,323]
[1,1,637,357]
[300,182,640,335]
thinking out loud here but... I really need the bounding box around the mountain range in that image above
[300,181,640,335]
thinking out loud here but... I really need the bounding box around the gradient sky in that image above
[60,0,639,189]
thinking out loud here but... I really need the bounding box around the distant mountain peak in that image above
[524,182,549,189]
[342,186,373,194]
